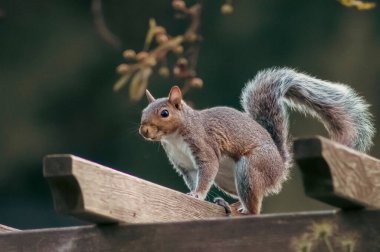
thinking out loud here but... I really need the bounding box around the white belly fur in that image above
[161,133,196,171]
[162,133,237,196]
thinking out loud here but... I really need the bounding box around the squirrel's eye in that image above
[160,109,169,118]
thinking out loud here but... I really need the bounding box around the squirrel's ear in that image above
[146,89,156,103]
[168,86,182,109]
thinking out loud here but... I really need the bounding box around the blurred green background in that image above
[1,0,380,229]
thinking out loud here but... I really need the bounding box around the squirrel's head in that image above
[139,86,184,141]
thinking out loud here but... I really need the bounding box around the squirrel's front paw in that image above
[187,192,206,200]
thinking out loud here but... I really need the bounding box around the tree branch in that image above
[91,0,122,50]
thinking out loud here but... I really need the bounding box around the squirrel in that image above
[139,67,375,215]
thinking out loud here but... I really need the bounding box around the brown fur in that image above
[140,86,285,214]
[139,68,374,214]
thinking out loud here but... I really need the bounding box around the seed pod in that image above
[154,26,167,36]
[173,45,184,55]
[221,4,234,14]
[145,57,157,67]
[177,57,188,67]
[172,0,186,11]
[158,67,170,77]
[173,66,180,76]
[136,51,149,61]
[123,49,137,59]
[185,32,198,42]
[116,64,130,74]
[156,34,169,44]
[190,77,203,88]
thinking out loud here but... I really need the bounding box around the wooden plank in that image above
[294,136,380,209]
[0,210,379,251]
[43,155,229,224]
[0,225,19,233]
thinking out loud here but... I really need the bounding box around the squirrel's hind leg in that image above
[235,156,263,215]
[235,145,284,215]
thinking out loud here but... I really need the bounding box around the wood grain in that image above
[294,136,380,209]
[43,154,229,224]
[0,225,19,233]
[0,210,379,251]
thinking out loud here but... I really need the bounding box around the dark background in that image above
[1,0,380,229]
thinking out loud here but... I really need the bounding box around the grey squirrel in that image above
[139,67,375,214]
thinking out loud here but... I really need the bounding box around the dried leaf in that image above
[144,18,157,51]
[356,2,376,10]
[129,68,152,101]
[338,0,376,10]
[113,72,133,92]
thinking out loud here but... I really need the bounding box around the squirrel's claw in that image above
[187,192,199,198]
[237,207,249,215]
[187,191,207,200]
[213,197,232,215]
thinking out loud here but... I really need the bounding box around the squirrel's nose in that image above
[139,125,149,138]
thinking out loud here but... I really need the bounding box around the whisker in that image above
[124,122,141,135]
[156,142,162,152]
[127,128,140,134]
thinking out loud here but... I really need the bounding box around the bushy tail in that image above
[241,67,375,167]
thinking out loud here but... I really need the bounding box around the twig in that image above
[113,0,233,101]
[322,236,336,252]
[180,3,203,95]
[0,8,6,20]
[91,0,122,50]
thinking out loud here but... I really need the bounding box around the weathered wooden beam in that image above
[0,225,19,233]
[294,136,380,209]
[1,210,379,251]
[43,155,228,224]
